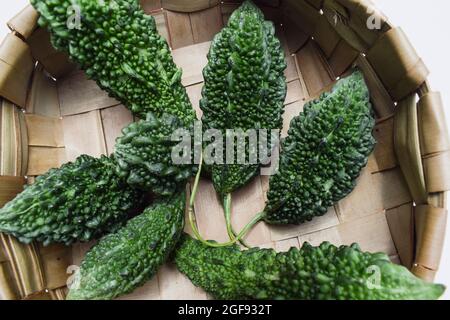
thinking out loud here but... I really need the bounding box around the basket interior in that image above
[0,0,448,300]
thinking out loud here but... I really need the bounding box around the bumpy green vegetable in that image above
[200,0,287,195]
[175,234,445,300]
[67,192,185,300]
[265,71,376,224]
[114,112,196,196]
[0,155,143,245]
[31,0,196,124]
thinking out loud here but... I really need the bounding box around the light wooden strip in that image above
[414,205,447,271]
[394,94,427,204]
[158,262,207,300]
[100,105,134,155]
[285,80,305,105]
[386,203,414,268]
[338,212,397,256]
[260,175,269,202]
[25,64,60,118]
[37,244,72,290]
[322,1,369,53]
[27,147,67,176]
[0,234,25,298]
[270,207,339,242]
[153,11,170,45]
[1,101,17,176]
[282,0,321,36]
[186,83,203,119]
[0,263,20,300]
[62,110,107,162]
[26,28,76,79]
[423,151,450,193]
[192,178,229,242]
[295,41,334,97]
[298,227,343,247]
[313,16,340,58]
[5,240,44,298]
[281,101,304,138]
[165,10,194,50]
[297,212,397,256]
[418,92,450,156]
[275,28,299,82]
[366,27,428,101]
[18,110,29,176]
[1,101,24,176]
[140,0,162,13]
[281,14,309,54]
[356,55,395,118]
[328,39,359,77]
[0,176,25,206]
[335,167,412,223]
[411,264,436,283]
[25,114,64,148]
[0,61,30,109]
[7,5,39,40]
[49,288,67,300]
[162,0,219,13]
[368,117,397,173]
[231,177,271,246]
[0,33,34,108]
[417,92,450,193]
[190,6,223,44]
[0,33,34,80]
[274,237,300,252]
[172,41,210,86]
[58,70,120,117]
[24,291,54,300]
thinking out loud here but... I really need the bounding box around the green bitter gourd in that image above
[200,0,287,196]
[188,71,376,247]
[0,155,143,245]
[30,0,196,124]
[114,112,196,196]
[175,234,445,300]
[264,70,376,224]
[67,192,186,300]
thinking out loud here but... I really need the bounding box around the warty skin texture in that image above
[67,192,186,300]
[114,112,196,196]
[30,0,196,125]
[175,234,445,300]
[0,155,143,245]
[200,0,287,195]
[264,71,376,224]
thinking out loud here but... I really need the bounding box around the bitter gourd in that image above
[67,192,186,300]
[31,0,196,124]
[0,155,143,245]
[264,71,376,224]
[200,0,287,195]
[175,234,446,300]
[114,112,196,196]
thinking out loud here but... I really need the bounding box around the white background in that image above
[0,0,449,299]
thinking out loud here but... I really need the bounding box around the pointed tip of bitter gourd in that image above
[175,235,446,300]
[66,192,186,300]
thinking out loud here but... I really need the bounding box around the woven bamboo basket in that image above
[0,0,448,300]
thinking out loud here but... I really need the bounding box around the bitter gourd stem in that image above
[224,194,250,248]
[188,153,265,247]
[224,194,235,240]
